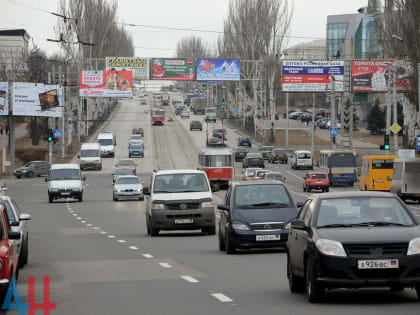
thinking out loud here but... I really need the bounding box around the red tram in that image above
[199,147,234,190]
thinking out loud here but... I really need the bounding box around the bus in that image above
[359,155,399,191]
[319,150,357,186]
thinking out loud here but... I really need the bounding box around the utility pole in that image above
[392,66,398,153]
[8,77,15,172]
[311,92,315,157]
[330,76,336,149]
[386,91,391,155]
[60,64,65,159]
[286,92,289,150]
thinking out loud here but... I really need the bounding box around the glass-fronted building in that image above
[326,23,348,59]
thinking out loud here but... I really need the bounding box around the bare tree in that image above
[176,36,211,59]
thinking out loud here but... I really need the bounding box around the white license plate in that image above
[174,219,193,224]
[256,235,281,241]
[61,192,71,196]
[358,259,399,269]
[316,181,323,184]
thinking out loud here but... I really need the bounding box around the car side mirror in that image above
[19,213,31,221]
[83,176,86,181]
[143,187,150,195]
[10,221,19,227]
[217,204,229,211]
[8,231,20,240]
[290,219,306,231]
[296,201,304,208]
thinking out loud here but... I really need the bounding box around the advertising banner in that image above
[79,70,133,97]
[12,82,63,117]
[282,60,345,92]
[196,58,240,81]
[150,58,195,80]
[0,82,8,116]
[351,60,413,92]
[105,57,149,82]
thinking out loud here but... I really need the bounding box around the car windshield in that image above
[130,145,143,150]
[153,174,209,193]
[130,135,142,140]
[266,173,283,181]
[118,160,135,166]
[50,169,80,180]
[246,168,261,176]
[98,139,113,146]
[235,148,248,153]
[116,177,140,185]
[311,173,326,179]
[240,137,249,141]
[273,149,285,154]
[24,162,33,168]
[234,184,293,208]
[202,155,232,167]
[80,149,99,158]
[247,153,262,158]
[297,152,311,159]
[115,169,133,176]
[206,109,216,114]
[3,200,17,223]
[316,197,415,228]
[256,171,267,177]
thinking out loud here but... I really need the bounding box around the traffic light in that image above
[222,98,225,105]
[47,129,53,142]
[201,85,207,91]
[379,134,390,150]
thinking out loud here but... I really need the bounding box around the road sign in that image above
[343,106,351,129]
[53,129,61,139]
[390,123,401,134]
[329,127,338,136]
[233,108,239,114]
[416,135,420,151]
[398,149,415,159]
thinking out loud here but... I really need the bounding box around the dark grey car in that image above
[269,148,288,164]
[190,120,203,131]
[13,161,50,179]
[242,153,265,169]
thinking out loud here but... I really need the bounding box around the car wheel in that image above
[150,225,159,237]
[225,232,236,254]
[287,254,304,293]
[78,194,83,202]
[303,186,306,192]
[415,285,420,300]
[19,236,29,268]
[16,176,21,179]
[205,226,216,235]
[48,194,53,203]
[305,258,325,303]
[325,187,329,192]
[139,196,144,201]
[27,172,33,178]
[218,231,226,251]
[113,194,117,201]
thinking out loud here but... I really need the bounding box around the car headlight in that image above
[316,239,347,257]
[232,221,250,231]
[21,170,27,173]
[136,189,142,192]
[51,188,59,192]
[202,201,214,208]
[407,237,420,256]
[151,203,165,210]
[285,222,291,230]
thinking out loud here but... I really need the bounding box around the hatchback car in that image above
[287,192,420,303]
[128,144,144,158]
[13,161,50,179]
[238,136,252,147]
[190,120,203,131]
[217,181,297,254]
[181,110,190,119]
[269,148,288,164]
[259,146,273,160]
[234,147,249,162]
[242,153,265,169]
[212,128,227,140]
[132,127,144,136]
[113,175,144,201]
[115,159,137,175]
[265,172,286,183]
[253,169,270,180]
[242,168,262,181]
[303,172,329,192]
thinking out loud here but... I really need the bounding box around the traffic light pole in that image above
[392,66,398,154]
[48,118,52,164]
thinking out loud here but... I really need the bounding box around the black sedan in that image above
[234,147,249,162]
[287,191,420,303]
[242,152,264,169]
[217,181,297,254]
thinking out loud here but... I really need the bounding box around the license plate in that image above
[358,259,399,269]
[61,192,71,196]
[256,235,281,241]
[174,219,193,224]
[316,181,323,184]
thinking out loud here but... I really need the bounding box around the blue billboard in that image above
[196,58,240,81]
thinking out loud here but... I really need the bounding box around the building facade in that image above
[0,29,30,79]
[283,40,326,60]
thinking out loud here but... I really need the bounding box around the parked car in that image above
[181,110,190,119]
[190,120,203,131]
[234,147,249,162]
[0,195,30,268]
[113,175,144,201]
[265,172,286,183]
[326,120,341,129]
[303,172,329,192]
[319,119,330,129]
[289,112,303,120]
[269,148,288,164]
[13,161,50,179]
[242,168,262,181]
[175,106,185,115]
[132,127,144,136]
[128,144,144,158]
[259,146,273,160]
[115,159,137,175]
[112,168,135,184]
[287,192,420,302]
[242,153,265,169]
[238,136,252,147]
[217,181,298,253]
[300,113,313,122]
[212,128,227,140]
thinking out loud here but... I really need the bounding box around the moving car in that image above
[132,127,144,136]
[181,110,190,119]
[269,148,288,164]
[287,192,420,302]
[97,132,115,157]
[140,100,148,106]
[234,147,249,162]
[13,161,50,179]
[253,169,270,180]
[259,146,273,160]
[175,106,185,116]
[113,175,144,201]
[205,107,217,122]
[112,168,134,183]
[242,168,262,181]
[319,119,330,129]
[46,164,85,203]
[238,136,252,147]
[265,172,286,183]
[128,144,144,158]
[289,111,303,120]
[144,170,216,236]
[115,159,137,175]
[390,158,420,202]
[217,181,297,254]
[242,152,265,169]
[291,150,313,170]
[79,143,102,171]
[212,128,227,140]
[303,172,329,192]
[190,120,203,131]
[129,135,144,147]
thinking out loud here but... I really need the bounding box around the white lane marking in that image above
[129,246,139,250]
[81,221,86,224]
[77,217,82,220]
[286,170,304,182]
[142,254,153,258]
[93,227,100,230]
[101,231,107,234]
[180,275,199,283]
[87,224,92,227]
[108,235,115,238]
[159,262,172,269]
[72,213,77,216]
[211,293,234,303]
[69,210,74,213]
[117,239,126,243]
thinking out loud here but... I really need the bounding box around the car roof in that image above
[51,163,79,169]
[266,172,283,175]
[233,180,285,187]
[312,191,395,200]
[118,159,135,162]
[308,171,328,175]
[115,175,139,180]
[245,168,262,172]
[155,169,206,175]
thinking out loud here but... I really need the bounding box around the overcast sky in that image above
[3,0,369,58]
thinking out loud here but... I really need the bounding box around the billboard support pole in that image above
[386,90,391,155]
[330,76,336,150]
[340,93,344,148]
[392,66,398,153]
[286,92,289,151]
[48,117,52,164]
[8,81,15,172]
[311,92,315,158]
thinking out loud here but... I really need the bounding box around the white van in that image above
[46,164,85,203]
[79,143,101,170]
[143,170,215,236]
[205,107,217,122]
[390,158,420,202]
[97,132,115,157]
[291,150,313,170]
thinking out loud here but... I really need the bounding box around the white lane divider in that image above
[211,293,233,303]
[108,235,115,238]
[117,239,126,243]
[159,262,172,269]
[100,231,107,234]
[129,246,139,250]
[93,227,100,230]
[142,254,153,258]
[81,221,86,224]
[77,217,82,220]
[180,275,199,283]
[72,213,77,216]
[87,224,92,227]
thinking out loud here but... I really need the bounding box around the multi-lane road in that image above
[3,93,420,314]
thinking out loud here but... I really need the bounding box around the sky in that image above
[2,0,370,58]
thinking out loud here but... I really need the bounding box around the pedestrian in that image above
[5,123,9,136]
[0,124,3,136]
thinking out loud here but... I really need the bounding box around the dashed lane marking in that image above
[108,235,115,238]
[142,254,153,258]
[87,224,92,227]
[77,217,82,220]
[159,262,172,269]
[129,246,139,250]
[100,231,107,234]
[180,276,199,283]
[118,240,126,243]
[81,221,86,224]
[93,227,100,230]
[211,293,234,303]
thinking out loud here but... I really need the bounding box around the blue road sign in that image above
[53,129,61,139]
[329,127,338,136]
[233,108,240,114]
[416,135,420,151]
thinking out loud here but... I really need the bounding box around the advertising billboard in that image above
[150,58,195,80]
[351,60,413,92]
[105,57,149,83]
[0,82,8,116]
[196,58,240,81]
[79,70,133,97]
[282,60,345,92]
[12,82,63,117]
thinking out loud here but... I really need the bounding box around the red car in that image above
[303,172,329,192]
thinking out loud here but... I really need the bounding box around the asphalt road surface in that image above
[3,94,420,314]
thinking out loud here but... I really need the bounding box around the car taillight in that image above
[253,176,258,180]
[282,178,285,182]
[272,154,276,157]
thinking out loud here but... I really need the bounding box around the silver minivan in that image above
[390,158,420,202]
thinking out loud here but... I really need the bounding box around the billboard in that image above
[79,70,133,97]
[12,83,63,117]
[351,60,413,92]
[282,60,345,92]
[105,57,149,83]
[150,58,195,80]
[196,58,240,81]
[0,82,8,116]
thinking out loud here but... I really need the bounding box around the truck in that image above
[191,97,207,115]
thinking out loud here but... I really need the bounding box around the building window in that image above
[326,23,348,58]
[355,17,380,59]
